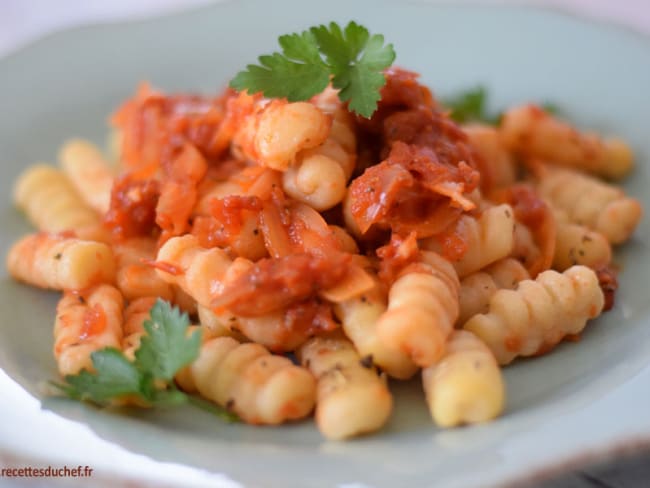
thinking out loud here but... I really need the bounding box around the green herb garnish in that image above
[540,102,561,116]
[52,299,237,422]
[444,86,561,125]
[230,21,396,118]
[443,86,499,125]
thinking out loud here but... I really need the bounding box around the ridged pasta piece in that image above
[463,123,516,191]
[282,93,356,211]
[551,207,612,270]
[156,237,317,351]
[155,235,233,307]
[58,138,114,214]
[114,238,175,301]
[500,104,633,179]
[7,232,115,290]
[199,299,332,352]
[122,296,157,360]
[194,179,243,216]
[458,258,530,325]
[376,251,460,367]
[233,100,331,171]
[334,277,418,380]
[53,284,124,376]
[297,334,393,440]
[13,164,100,232]
[421,204,515,278]
[197,304,237,338]
[422,330,505,427]
[176,336,316,425]
[536,166,642,244]
[464,265,604,365]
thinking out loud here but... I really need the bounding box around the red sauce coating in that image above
[111,83,238,171]
[80,303,107,339]
[356,67,436,134]
[595,265,618,311]
[194,195,263,246]
[491,183,556,277]
[376,232,420,284]
[104,175,160,240]
[266,298,338,352]
[156,143,208,239]
[211,252,351,316]
[143,259,183,276]
[349,141,479,237]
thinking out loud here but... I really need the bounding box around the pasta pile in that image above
[6,68,642,439]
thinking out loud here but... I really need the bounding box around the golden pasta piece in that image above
[58,138,114,214]
[297,334,393,440]
[464,265,604,365]
[53,284,124,376]
[177,336,316,425]
[282,152,348,211]
[334,277,417,380]
[234,100,331,171]
[328,225,360,254]
[283,94,356,211]
[155,234,232,307]
[551,207,612,270]
[422,204,515,278]
[199,300,324,352]
[7,232,115,290]
[114,238,175,302]
[157,240,315,351]
[13,164,100,232]
[422,330,505,427]
[537,166,642,244]
[197,304,247,341]
[376,251,460,367]
[500,104,633,179]
[463,123,516,190]
[458,258,530,325]
[122,296,157,360]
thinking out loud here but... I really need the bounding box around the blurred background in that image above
[1,0,650,57]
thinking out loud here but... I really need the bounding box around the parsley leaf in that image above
[444,87,562,125]
[52,299,236,421]
[135,299,201,381]
[443,86,498,125]
[230,21,396,118]
[541,102,561,116]
[52,348,141,404]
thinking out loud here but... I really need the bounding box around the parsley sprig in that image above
[230,21,396,118]
[443,86,499,125]
[444,86,562,125]
[51,299,237,422]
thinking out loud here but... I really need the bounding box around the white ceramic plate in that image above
[1,1,649,487]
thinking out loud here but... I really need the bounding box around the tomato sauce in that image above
[104,175,160,240]
[212,252,351,316]
[80,303,107,339]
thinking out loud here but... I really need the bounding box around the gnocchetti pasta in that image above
[6,67,642,440]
